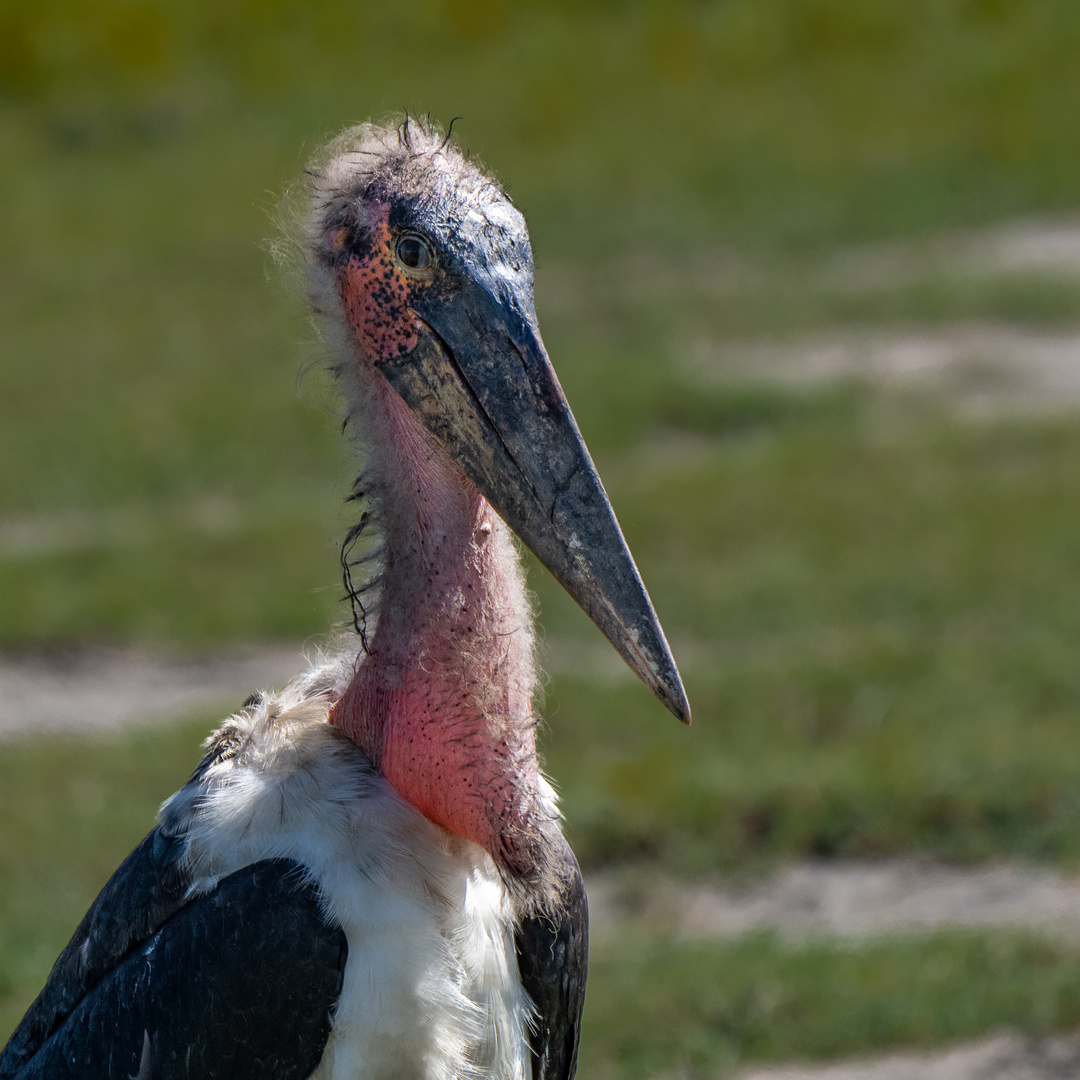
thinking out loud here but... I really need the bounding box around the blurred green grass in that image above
[7,0,1080,1070]
[5,0,1080,644]
[5,0,1080,252]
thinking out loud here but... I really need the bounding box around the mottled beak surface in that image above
[378,275,691,723]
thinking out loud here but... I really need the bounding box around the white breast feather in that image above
[159,673,532,1080]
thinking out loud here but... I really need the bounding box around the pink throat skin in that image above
[330,376,543,874]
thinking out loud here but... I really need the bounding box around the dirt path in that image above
[586,862,1080,1079]
[587,862,1080,945]
[689,324,1080,418]
[587,862,1080,1079]
[739,1034,1080,1080]
[677,217,1080,418]
[0,645,306,738]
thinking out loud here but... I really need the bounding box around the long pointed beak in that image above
[376,280,690,724]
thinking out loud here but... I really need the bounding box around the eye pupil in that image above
[396,234,433,272]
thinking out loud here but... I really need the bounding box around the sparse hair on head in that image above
[272,115,510,353]
[272,115,461,287]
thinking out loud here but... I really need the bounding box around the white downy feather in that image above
[159,665,532,1080]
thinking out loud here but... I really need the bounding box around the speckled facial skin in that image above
[331,205,419,361]
[314,134,538,377]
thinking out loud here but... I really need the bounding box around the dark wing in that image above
[0,829,347,1080]
[515,842,589,1080]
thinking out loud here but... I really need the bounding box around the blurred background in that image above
[5,0,1080,1075]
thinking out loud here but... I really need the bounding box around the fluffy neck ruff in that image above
[330,373,553,883]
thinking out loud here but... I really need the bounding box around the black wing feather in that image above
[1,837,347,1080]
[515,843,589,1080]
[0,826,190,1077]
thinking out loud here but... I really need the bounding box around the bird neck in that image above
[331,375,546,878]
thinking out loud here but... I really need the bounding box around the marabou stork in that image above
[0,119,688,1080]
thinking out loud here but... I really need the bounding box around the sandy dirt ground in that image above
[683,217,1080,418]
[589,863,1080,1079]
[0,644,308,739]
[691,324,1080,418]
[587,862,1080,945]
[739,1034,1080,1080]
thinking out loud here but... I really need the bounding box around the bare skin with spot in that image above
[331,377,545,877]
[335,206,419,361]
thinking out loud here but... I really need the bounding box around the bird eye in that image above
[394,232,435,277]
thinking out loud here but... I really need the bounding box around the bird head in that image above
[305,119,689,724]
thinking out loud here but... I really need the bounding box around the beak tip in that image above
[650,659,691,725]
[665,683,692,726]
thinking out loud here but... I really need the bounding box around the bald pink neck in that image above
[331,376,542,873]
